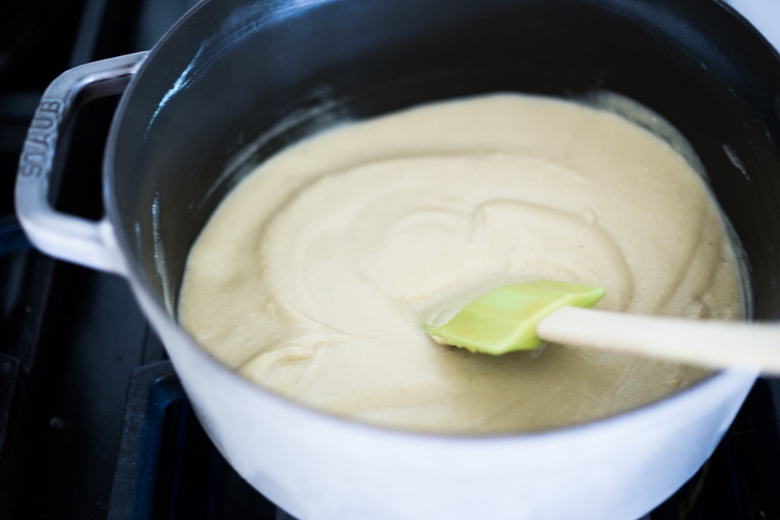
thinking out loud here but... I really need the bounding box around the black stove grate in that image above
[1,0,780,519]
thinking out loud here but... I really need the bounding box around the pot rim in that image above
[102,0,766,446]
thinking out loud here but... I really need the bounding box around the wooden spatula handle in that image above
[537,306,780,373]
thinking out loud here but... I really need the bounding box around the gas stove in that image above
[1,1,779,518]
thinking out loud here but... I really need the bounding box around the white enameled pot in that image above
[15,0,780,518]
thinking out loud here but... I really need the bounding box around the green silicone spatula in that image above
[423,280,605,355]
[423,280,780,373]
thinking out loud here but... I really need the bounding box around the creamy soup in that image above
[178,93,744,434]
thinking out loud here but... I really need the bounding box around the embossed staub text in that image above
[19,99,63,181]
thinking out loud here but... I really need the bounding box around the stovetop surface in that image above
[1,1,780,519]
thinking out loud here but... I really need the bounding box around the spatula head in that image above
[423,280,605,355]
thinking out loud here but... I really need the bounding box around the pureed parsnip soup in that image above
[178,93,745,434]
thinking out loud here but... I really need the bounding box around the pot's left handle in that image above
[15,51,148,275]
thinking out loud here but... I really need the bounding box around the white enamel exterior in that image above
[14,53,759,520]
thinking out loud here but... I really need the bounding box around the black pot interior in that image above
[109,0,780,320]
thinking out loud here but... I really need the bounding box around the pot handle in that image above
[15,51,148,275]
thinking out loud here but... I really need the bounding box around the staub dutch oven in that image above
[15,0,780,518]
